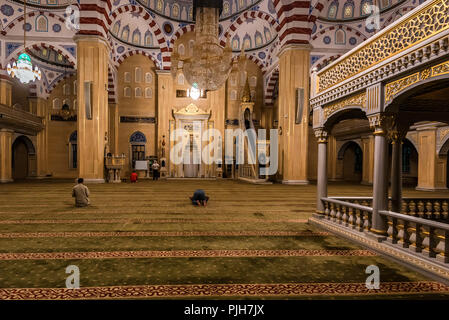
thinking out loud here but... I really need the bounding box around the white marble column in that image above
[315,129,328,215]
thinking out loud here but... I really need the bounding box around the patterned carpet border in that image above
[0,219,308,225]
[0,231,329,239]
[1,282,448,299]
[0,249,377,261]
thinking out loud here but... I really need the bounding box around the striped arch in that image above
[264,68,279,107]
[47,72,76,95]
[116,50,160,69]
[220,11,279,47]
[109,4,169,68]
[108,66,117,103]
[311,25,367,42]
[231,54,266,74]
[6,42,76,67]
[266,39,281,66]
[2,10,67,35]
[273,0,318,47]
[169,24,195,49]
[314,54,341,71]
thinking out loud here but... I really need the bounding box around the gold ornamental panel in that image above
[318,0,449,92]
[385,60,449,104]
[323,92,367,120]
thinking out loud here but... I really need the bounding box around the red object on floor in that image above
[130,172,138,183]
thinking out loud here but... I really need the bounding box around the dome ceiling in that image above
[230,18,276,52]
[27,46,73,68]
[8,0,72,9]
[319,0,408,21]
[133,0,264,22]
[110,12,158,48]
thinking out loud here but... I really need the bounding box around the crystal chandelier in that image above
[171,0,232,91]
[7,0,41,84]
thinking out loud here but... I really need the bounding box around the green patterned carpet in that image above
[0,179,448,299]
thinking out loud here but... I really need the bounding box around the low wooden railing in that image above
[320,197,449,264]
[380,210,449,263]
[329,197,449,222]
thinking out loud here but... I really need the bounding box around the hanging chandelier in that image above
[7,0,41,84]
[171,0,232,91]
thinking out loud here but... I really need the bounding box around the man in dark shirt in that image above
[189,189,209,207]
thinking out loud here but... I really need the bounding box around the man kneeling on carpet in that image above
[72,178,90,207]
[189,189,209,207]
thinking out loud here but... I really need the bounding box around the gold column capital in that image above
[314,128,329,143]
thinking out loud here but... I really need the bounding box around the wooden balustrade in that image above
[320,197,449,264]
[322,198,373,233]
[381,210,449,263]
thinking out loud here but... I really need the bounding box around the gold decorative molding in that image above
[385,60,449,104]
[323,92,367,119]
[440,128,449,142]
[172,103,211,116]
[318,0,449,92]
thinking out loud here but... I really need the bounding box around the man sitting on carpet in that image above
[189,189,209,207]
[72,178,90,207]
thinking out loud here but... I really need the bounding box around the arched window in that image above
[335,29,346,45]
[145,87,153,99]
[250,76,257,87]
[178,74,185,85]
[53,98,61,110]
[157,0,163,12]
[135,87,142,98]
[135,67,142,83]
[223,1,230,15]
[328,2,338,19]
[255,32,263,47]
[73,99,77,110]
[132,29,141,46]
[380,0,390,9]
[178,44,185,56]
[124,72,131,83]
[264,28,272,42]
[172,4,180,18]
[232,37,240,50]
[69,131,77,169]
[63,84,70,95]
[124,87,131,97]
[243,34,251,50]
[130,131,147,168]
[361,0,373,16]
[121,26,130,42]
[144,32,153,47]
[112,21,120,35]
[145,72,153,84]
[343,2,354,18]
[36,15,48,32]
[230,90,237,101]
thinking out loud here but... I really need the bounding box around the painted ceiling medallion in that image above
[171,0,232,91]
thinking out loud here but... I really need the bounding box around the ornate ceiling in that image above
[0,0,428,98]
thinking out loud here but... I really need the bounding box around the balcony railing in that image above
[321,197,449,265]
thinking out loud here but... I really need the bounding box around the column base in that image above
[0,179,13,183]
[365,230,387,242]
[281,180,309,185]
[415,186,449,192]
